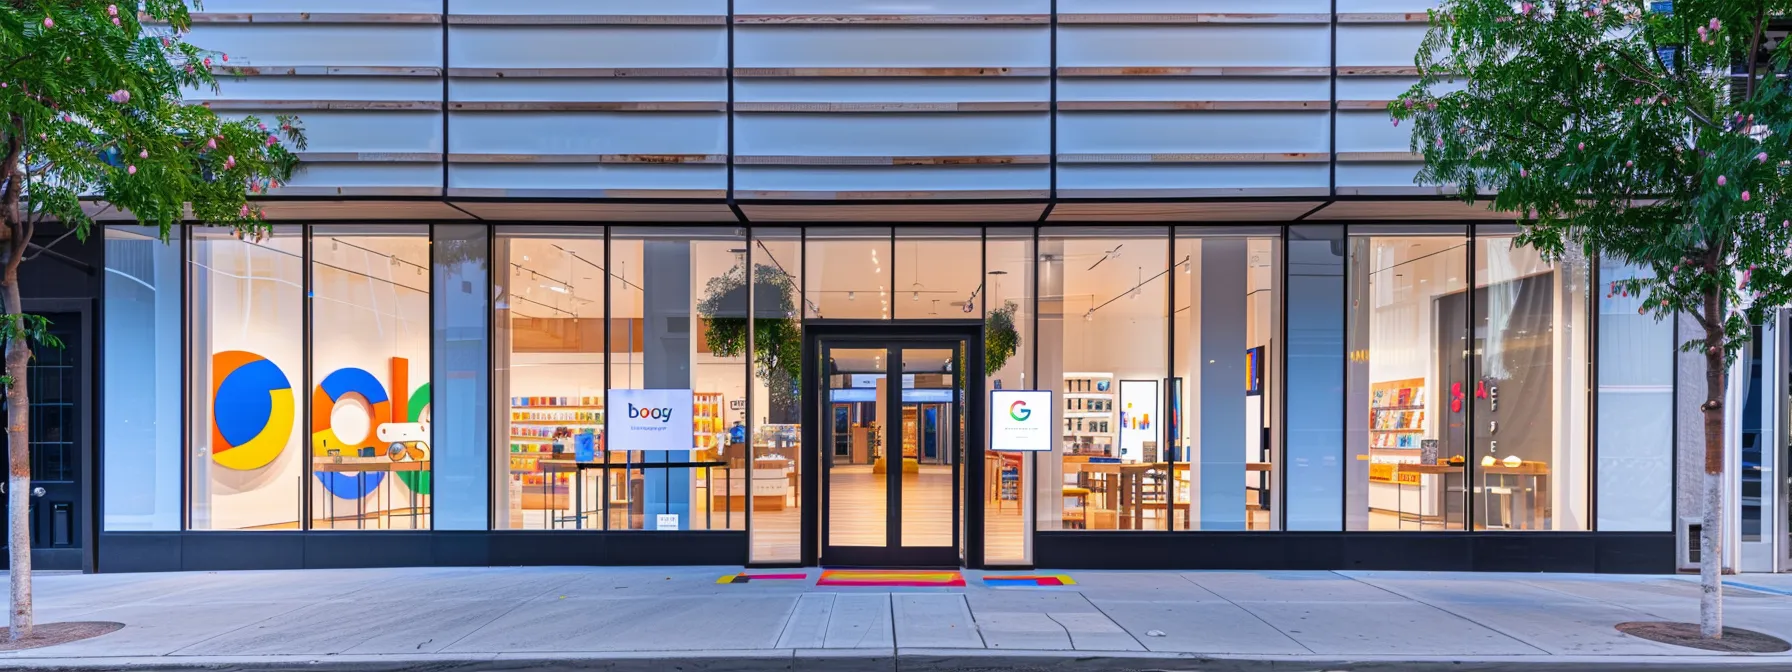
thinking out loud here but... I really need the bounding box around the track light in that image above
[848,291,856,301]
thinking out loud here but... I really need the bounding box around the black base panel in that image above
[1035,532,1675,574]
[97,531,747,573]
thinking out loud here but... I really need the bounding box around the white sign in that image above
[991,390,1053,452]
[608,388,695,451]
[655,513,680,531]
[1118,380,1159,462]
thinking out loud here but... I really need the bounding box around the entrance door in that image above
[811,325,982,567]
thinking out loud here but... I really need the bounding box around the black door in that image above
[809,323,983,567]
[1,311,83,570]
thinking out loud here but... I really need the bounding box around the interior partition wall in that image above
[97,223,1674,573]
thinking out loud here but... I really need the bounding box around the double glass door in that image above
[820,338,966,566]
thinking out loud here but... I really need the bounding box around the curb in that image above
[3,650,1792,672]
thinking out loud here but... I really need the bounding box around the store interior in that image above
[1348,234,1589,531]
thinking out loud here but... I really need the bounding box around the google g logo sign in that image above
[1009,400,1031,422]
[211,351,296,471]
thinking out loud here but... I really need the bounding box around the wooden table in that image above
[314,458,429,529]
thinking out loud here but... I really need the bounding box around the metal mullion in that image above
[301,224,313,531]
[743,224,753,537]
[602,226,612,531]
[180,224,190,531]
[1464,227,1477,532]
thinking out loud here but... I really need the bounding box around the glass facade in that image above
[103,223,1669,565]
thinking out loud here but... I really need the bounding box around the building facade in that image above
[16,1,1743,573]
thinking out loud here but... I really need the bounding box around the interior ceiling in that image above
[497,233,1281,321]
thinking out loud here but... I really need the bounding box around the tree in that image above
[1,1,302,640]
[1392,0,1792,638]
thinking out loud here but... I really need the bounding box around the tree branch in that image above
[1745,4,1767,102]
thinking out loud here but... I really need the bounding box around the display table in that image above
[314,457,430,529]
[716,457,791,512]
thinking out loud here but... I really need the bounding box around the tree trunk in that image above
[1699,289,1726,640]
[3,262,30,641]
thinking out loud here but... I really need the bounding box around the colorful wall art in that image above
[210,351,296,471]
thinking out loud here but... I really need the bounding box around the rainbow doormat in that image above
[983,574,1076,588]
[817,570,966,587]
[717,572,810,584]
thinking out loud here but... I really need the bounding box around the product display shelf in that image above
[1062,372,1115,457]
[508,396,605,513]
[693,392,725,451]
[1368,378,1427,455]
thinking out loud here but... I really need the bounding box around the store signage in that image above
[609,388,695,451]
[656,513,680,531]
[991,390,1052,452]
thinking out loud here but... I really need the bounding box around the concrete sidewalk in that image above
[2,566,1790,671]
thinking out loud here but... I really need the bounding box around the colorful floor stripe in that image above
[983,574,1076,587]
[817,570,966,587]
[717,573,810,584]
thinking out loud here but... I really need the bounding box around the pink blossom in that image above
[257,122,267,132]
[222,54,228,62]
[1577,142,1585,151]
[1711,18,1722,31]
[202,57,211,68]
[1625,160,1633,167]
[107,4,117,16]
[239,204,250,217]
[224,155,236,170]
[1392,119,1399,127]
[265,135,278,146]
[1519,168,1528,178]
[1744,190,1752,201]
[138,149,147,159]
[1520,2,1533,15]
[126,165,136,175]
[206,138,216,150]
[1404,99,1414,109]
[111,18,119,26]
[109,89,130,104]
[42,17,52,29]
[1759,152,1770,163]
[1719,175,1728,186]
[1435,138,1444,148]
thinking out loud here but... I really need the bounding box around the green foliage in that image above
[985,300,1020,376]
[697,262,803,381]
[2,0,306,241]
[1392,0,1792,363]
[0,313,60,386]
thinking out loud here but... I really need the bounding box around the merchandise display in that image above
[1062,373,1116,457]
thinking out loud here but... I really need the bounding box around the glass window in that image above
[432,224,489,530]
[612,227,749,531]
[1039,227,1169,531]
[1173,227,1281,531]
[1346,227,1470,531]
[1595,261,1673,531]
[1473,230,1590,531]
[985,227,1033,563]
[189,225,304,530]
[896,228,981,319]
[750,228,804,561]
[806,228,891,320]
[310,225,432,530]
[493,227,607,530]
[104,226,182,531]
[1285,224,1345,531]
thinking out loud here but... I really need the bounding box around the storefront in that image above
[92,223,1676,573]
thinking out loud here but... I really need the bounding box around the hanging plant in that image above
[697,262,802,422]
[985,300,1020,376]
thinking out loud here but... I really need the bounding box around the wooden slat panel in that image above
[449,101,727,112]
[1309,199,1514,220]
[735,189,1048,200]
[733,102,1047,112]
[1058,153,1328,164]
[1055,187,1330,198]
[736,155,1048,166]
[1333,186,1460,197]
[268,186,444,197]
[740,203,1045,222]
[733,14,1049,25]
[446,188,727,199]
[1059,13,1330,25]
[1337,100,1395,110]
[258,200,474,221]
[1337,66,1421,76]
[1057,66,1329,77]
[1058,100,1327,111]
[1048,201,1326,222]
[295,152,443,162]
[1337,151,1423,162]
[735,67,1048,77]
[1337,12,1432,24]
[448,154,726,164]
[187,13,442,24]
[447,14,726,25]
[451,201,740,222]
[214,65,442,77]
[195,100,442,111]
[447,67,727,78]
